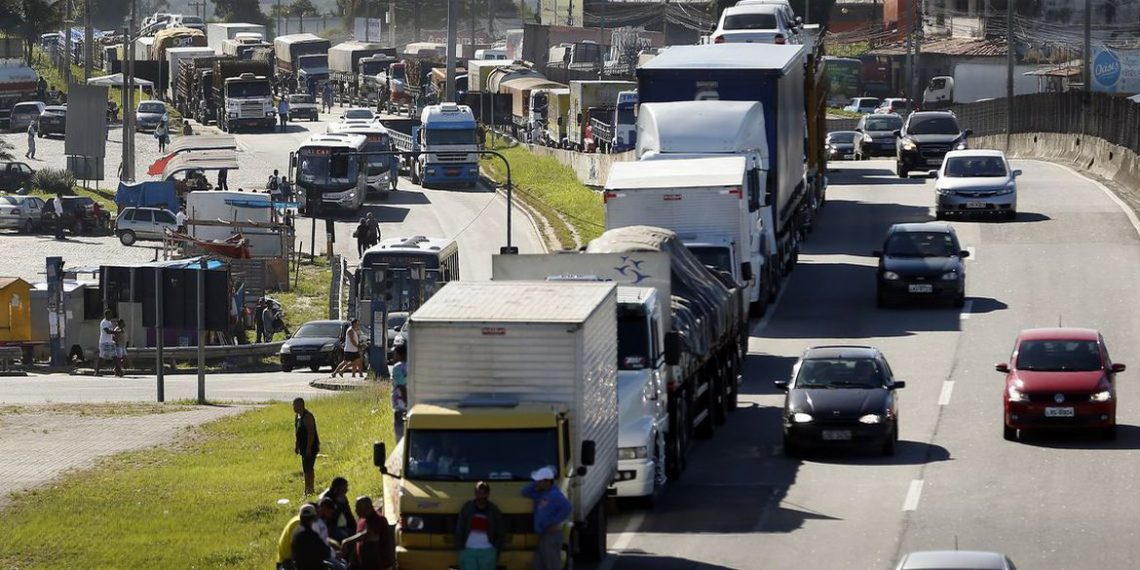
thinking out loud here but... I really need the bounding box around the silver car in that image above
[115,206,178,245]
[896,550,1017,570]
[9,101,46,132]
[933,149,1020,220]
[135,101,168,132]
[0,195,46,233]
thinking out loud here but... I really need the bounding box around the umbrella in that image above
[86,73,154,88]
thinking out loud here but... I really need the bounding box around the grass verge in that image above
[481,136,604,250]
[827,108,864,119]
[0,402,196,417]
[0,387,396,569]
[274,255,333,331]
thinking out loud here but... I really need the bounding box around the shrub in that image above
[31,168,76,195]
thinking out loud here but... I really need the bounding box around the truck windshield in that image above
[617,107,635,126]
[228,81,271,98]
[298,149,359,185]
[618,314,651,370]
[687,245,733,275]
[425,128,476,145]
[299,55,328,69]
[405,428,559,481]
[361,60,388,75]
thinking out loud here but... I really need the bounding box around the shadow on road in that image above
[942,211,1052,224]
[371,191,431,206]
[597,552,744,570]
[741,354,799,396]
[1016,424,1140,450]
[828,168,930,186]
[796,439,953,467]
[966,296,1008,315]
[806,200,933,257]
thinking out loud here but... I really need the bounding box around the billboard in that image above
[1090,46,1140,94]
[353,17,383,42]
[65,84,109,161]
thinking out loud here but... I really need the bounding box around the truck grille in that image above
[240,102,263,117]
[401,512,534,534]
[434,153,470,163]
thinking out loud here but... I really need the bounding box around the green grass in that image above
[0,402,196,417]
[481,137,604,250]
[25,185,117,212]
[274,255,333,331]
[827,108,863,118]
[0,388,396,569]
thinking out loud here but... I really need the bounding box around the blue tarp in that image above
[116,181,178,213]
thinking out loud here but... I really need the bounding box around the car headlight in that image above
[901,139,917,151]
[882,271,900,281]
[1008,386,1028,402]
[618,446,649,460]
[1090,390,1113,402]
[792,412,814,424]
[936,186,954,195]
[320,342,336,352]
[279,344,291,354]
[941,271,960,280]
[859,414,883,424]
[266,111,275,116]
[954,141,968,150]
[997,181,1016,195]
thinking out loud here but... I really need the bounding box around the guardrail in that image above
[125,341,284,364]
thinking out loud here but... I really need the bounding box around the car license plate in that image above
[1045,407,1075,417]
[843,154,854,159]
[822,430,852,441]
[966,201,988,209]
[295,355,311,362]
[908,283,933,293]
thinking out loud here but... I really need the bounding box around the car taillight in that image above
[774,34,786,44]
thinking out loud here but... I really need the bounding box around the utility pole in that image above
[413,1,421,42]
[469,0,477,54]
[912,0,921,106]
[904,1,913,105]
[84,0,93,80]
[1005,0,1014,150]
[487,0,493,42]
[1083,0,1092,90]
[123,0,137,182]
[63,0,73,85]
[390,3,396,46]
[365,0,371,42]
[276,0,283,35]
[598,0,605,79]
[445,0,457,102]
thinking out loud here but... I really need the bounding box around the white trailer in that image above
[923,61,1042,105]
[206,23,266,55]
[134,36,155,61]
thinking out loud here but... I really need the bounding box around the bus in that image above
[356,235,460,361]
[326,122,400,194]
[823,56,863,106]
[292,133,368,216]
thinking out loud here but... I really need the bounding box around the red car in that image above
[998,328,1125,441]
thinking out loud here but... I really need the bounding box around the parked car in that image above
[875,97,910,116]
[825,131,858,160]
[710,3,801,44]
[843,97,880,115]
[853,113,903,159]
[933,149,1020,220]
[385,311,409,350]
[0,161,35,192]
[288,94,320,122]
[873,222,968,308]
[896,551,1017,570]
[115,206,178,246]
[37,105,67,137]
[279,319,350,372]
[776,345,905,456]
[9,101,46,132]
[135,101,168,132]
[339,107,379,125]
[41,196,111,236]
[0,195,47,233]
[895,110,971,178]
[999,328,1124,442]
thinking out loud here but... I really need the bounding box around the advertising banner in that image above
[1090,46,1140,94]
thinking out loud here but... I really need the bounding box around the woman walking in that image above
[354,218,369,257]
[25,120,37,159]
[155,120,169,152]
[114,318,128,376]
[332,319,364,378]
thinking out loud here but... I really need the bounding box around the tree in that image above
[6,0,63,66]
[75,0,130,30]
[214,0,270,26]
[288,0,319,17]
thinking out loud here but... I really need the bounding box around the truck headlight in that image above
[279,344,291,354]
[792,412,814,424]
[227,111,237,118]
[618,446,648,460]
[402,515,425,531]
[266,111,275,116]
[858,414,883,424]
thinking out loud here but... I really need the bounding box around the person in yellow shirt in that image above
[276,511,303,569]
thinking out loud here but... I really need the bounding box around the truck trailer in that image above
[567,80,635,152]
[205,23,265,55]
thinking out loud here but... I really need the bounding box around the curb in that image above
[309,377,380,391]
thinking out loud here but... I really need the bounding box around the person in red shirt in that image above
[455,482,504,570]
[343,496,395,570]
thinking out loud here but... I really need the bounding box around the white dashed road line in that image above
[938,381,955,406]
[903,479,925,512]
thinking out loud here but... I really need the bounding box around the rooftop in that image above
[868,36,1007,57]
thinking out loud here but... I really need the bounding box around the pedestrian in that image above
[156,120,170,152]
[253,298,266,343]
[391,344,408,439]
[37,76,46,100]
[281,177,294,202]
[365,211,380,249]
[175,205,187,233]
[319,476,356,542]
[94,310,120,377]
[114,318,128,376]
[291,504,330,570]
[323,82,334,113]
[52,192,64,240]
[294,397,320,496]
[332,319,364,378]
[181,120,193,135]
[521,467,571,570]
[278,97,290,132]
[342,496,395,570]
[268,169,281,194]
[217,168,229,191]
[25,120,37,159]
[262,301,278,342]
[456,481,504,570]
[354,217,369,257]
[315,498,349,570]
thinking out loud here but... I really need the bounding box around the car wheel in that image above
[21,219,33,234]
[309,364,321,372]
[1102,424,1117,441]
[119,230,137,246]
[281,364,293,372]
[1003,424,1018,441]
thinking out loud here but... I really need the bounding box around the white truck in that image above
[634,101,774,316]
[164,46,214,100]
[206,23,266,55]
[492,253,672,504]
[375,280,617,569]
[922,61,1042,107]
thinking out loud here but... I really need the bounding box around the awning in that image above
[148,135,239,175]
[86,73,155,88]
[160,150,240,180]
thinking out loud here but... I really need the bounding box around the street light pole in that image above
[84,0,93,80]
[445,0,457,102]
[1005,0,1014,151]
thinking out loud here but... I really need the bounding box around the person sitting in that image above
[319,477,356,542]
[290,504,332,570]
[316,498,349,570]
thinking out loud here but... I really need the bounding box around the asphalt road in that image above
[593,158,1140,570]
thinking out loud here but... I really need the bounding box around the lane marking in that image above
[902,479,925,511]
[598,511,647,570]
[959,299,973,320]
[938,381,955,406]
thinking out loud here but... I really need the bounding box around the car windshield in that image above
[386,314,408,330]
[857,98,879,108]
[1017,340,1103,372]
[345,109,374,120]
[865,116,902,131]
[944,156,1007,178]
[888,100,909,110]
[724,12,779,30]
[0,196,20,205]
[908,116,960,135]
[796,358,886,389]
[425,128,476,145]
[405,428,558,481]
[139,102,165,114]
[828,132,858,144]
[884,231,960,258]
[294,322,344,339]
[289,94,314,104]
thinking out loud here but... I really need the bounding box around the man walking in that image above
[323,82,334,113]
[364,211,381,249]
[278,97,290,132]
[521,467,571,570]
[26,119,37,159]
[52,192,65,240]
[217,168,229,191]
[262,302,278,342]
[294,397,321,495]
[455,482,504,570]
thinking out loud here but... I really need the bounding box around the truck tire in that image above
[577,500,607,563]
[727,350,741,412]
[712,358,728,426]
[666,394,689,481]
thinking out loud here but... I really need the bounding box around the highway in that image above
[593,158,1140,569]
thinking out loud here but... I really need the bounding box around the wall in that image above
[525,144,636,187]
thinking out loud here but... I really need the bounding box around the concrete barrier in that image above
[522,144,636,187]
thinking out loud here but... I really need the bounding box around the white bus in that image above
[292,133,368,216]
[326,122,400,194]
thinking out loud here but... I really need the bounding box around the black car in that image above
[42,196,111,235]
[0,161,35,192]
[853,113,903,159]
[894,111,972,178]
[874,222,968,308]
[825,131,858,161]
[776,345,905,456]
[38,105,67,137]
[279,319,349,372]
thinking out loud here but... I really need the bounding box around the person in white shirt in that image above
[53,194,65,240]
[331,319,365,378]
[175,206,187,232]
[95,310,121,376]
[455,482,503,570]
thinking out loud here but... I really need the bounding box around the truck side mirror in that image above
[576,112,582,123]
[740,261,753,282]
[664,331,682,366]
[580,440,596,467]
[373,441,387,468]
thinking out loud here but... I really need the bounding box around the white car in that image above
[115,207,179,245]
[339,108,379,125]
[0,195,46,233]
[711,4,801,44]
[844,97,881,114]
[933,149,1020,220]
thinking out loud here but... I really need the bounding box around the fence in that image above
[951,92,1140,155]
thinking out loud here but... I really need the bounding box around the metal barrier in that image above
[125,342,284,364]
[951,92,1140,154]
